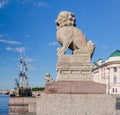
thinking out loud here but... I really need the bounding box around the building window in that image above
[113,67,117,72]
[113,88,117,93]
[114,76,117,84]
[113,88,114,93]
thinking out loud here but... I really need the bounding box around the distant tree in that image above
[32,87,45,91]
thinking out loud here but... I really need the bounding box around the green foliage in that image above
[32,87,45,91]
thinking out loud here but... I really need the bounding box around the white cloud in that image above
[0,0,8,9]
[0,33,13,38]
[16,47,26,53]
[22,57,39,63]
[26,57,34,62]
[33,1,49,7]
[19,0,32,4]
[27,64,36,70]
[25,57,38,62]
[6,47,13,51]
[16,0,49,7]
[6,47,26,53]
[0,0,49,9]
[0,39,21,45]
[37,1,49,7]
[49,41,58,46]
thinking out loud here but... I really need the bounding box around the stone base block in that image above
[56,55,94,81]
[9,97,36,115]
[45,81,106,94]
[37,94,115,115]
[56,74,93,81]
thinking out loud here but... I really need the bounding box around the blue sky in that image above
[0,0,120,89]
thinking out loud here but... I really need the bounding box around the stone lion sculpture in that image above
[55,11,95,57]
[45,73,54,84]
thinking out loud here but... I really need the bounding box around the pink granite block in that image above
[45,81,106,94]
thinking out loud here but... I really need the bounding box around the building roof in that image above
[93,49,120,69]
[94,62,99,67]
[109,49,120,58]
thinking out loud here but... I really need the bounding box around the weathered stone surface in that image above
[57,54,92,63]
[9,97,36,115]
[9,105,28,114]
[37,94,115,115]
[45,81,106,94]
[56,55,94,81]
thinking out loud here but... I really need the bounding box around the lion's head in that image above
[55,11,76,29]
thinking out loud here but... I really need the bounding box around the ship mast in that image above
[19,50,29,89]
[23,53,29,88]
[19,51,23,88]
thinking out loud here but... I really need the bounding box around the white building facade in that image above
[92,50,120,95]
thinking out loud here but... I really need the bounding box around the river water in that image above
[0,95,9,115]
